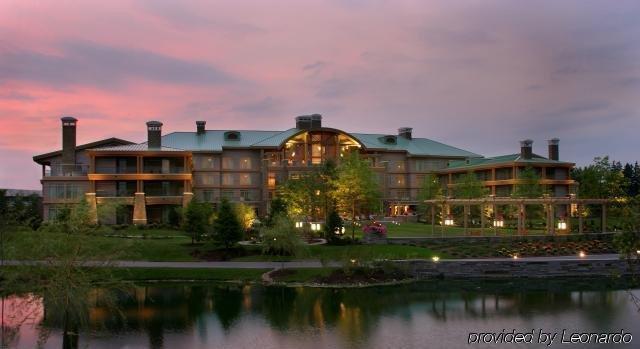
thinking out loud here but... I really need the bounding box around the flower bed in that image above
[362,222,388,244]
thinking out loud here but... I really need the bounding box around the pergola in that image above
[422,197,610,236]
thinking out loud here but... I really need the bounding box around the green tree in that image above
[512,166,545,198]
[234,202,256,232]
[622,162,640,197]
[454,172,488,199]
[0,191,42,229]
[329,153,381,239]
[182,199,212,244]
[323,207,344,243]
[45,199,95,235]
[213,198,243,248]
[571,156,628,199]
[266,196,288,227]
[417,174,442,224]
[279,168,326,220]
[511,167,546,228]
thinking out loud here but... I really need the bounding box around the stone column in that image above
[182,192,194,207]
[85,192,98,225]
[133,192,147,225]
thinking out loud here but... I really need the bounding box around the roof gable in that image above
[33,137,134,163]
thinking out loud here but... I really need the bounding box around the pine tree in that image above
[324,207,344,242]
[213,198,243,248]
[183,199,211,244]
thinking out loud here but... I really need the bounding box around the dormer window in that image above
[224,131,241,141]
[382,135,397,145]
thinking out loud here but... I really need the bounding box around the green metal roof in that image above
[446,153,573,170]
[93,128,481,157]
[351,133,481,158]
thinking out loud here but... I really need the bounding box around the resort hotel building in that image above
[34,115,576,224]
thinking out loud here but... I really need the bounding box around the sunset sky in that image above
[1,0,639,190]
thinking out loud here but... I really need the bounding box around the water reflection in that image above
[2,279,639,349]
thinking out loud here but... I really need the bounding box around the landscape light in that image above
[636,250,640,255]
[432,256,440,262]
[579,251,586,258]
[444,216,454,226]
[512,254,519,260]
[557,217,567,230]
[350,259,357,264]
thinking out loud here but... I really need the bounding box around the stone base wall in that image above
[387,232,617,245]
[394,259,639,279]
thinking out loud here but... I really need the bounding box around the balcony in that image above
[144,181,184,197]
[95,166,138,174]
[143,157,186,174]
[44,164,89,177]
[95,181,137,197]
[94,156,138,174]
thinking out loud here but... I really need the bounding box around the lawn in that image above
[2,226,442,262]
[3,227,200,261]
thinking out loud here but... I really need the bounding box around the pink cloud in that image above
[1,0,639,189]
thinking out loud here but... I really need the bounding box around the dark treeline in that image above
[0,189,42,229]
[571,157,640,199]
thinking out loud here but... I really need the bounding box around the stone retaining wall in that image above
[394,259,638,279]
[386,233,616,245]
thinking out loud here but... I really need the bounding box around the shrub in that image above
[261,215,306,257]
[613,231,640,260]
[362,221,387,238]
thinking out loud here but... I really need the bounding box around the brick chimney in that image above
[196,120,206,135]
[61,116,77,167]
[548,138,559,160]
[398,127,412,140]
[146,121,163,149]
[520,139,533,159]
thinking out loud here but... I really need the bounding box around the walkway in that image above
[2,254,622,269]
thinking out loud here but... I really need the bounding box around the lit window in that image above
[239,173,252,185]
[240,158,252,169]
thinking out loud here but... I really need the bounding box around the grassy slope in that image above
[4,227,200,261]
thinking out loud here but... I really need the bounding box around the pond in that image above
[1,278,639,348]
